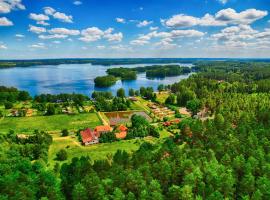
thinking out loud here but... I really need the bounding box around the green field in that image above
[156,92,170,104]
[0,113,102,134]
[48,134,141,167]
[48,128,172,167]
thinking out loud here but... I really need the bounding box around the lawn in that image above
[48,133,141,168]
[48,128,172,168]
[133,97,151,113]
[155,92,170,104]
[0,113,102,134]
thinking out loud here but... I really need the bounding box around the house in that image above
[26,109,33,117]
[94,125,112,136]
[129,97,138,101]
[117,124,128,132]
[163,119,181,127]
[80,128,99,145]
[115,124,128,139]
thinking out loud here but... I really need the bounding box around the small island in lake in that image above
[94,64,193,87]
[94,75,117,87]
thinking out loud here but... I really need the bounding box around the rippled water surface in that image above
[0,63,193,96]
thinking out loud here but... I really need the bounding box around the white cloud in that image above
[79,27,123,42]
[111,44,132,51]
[104,32,123,42]
[210,25,270,50]
[130,39,149,46]
[0,0,25,14]
[80,27,104,42]
[73,1,82,5]
[130,29,204,46]
[0,44,7,49]
[53,12,73,23]
[215,8,267,24]
[211,25,258,42]
[29,43,46,49]
[44,7,55,15]
[43,7,73,23]
[97,45,105,49]
[37,21,50,26]
[15,34,24,38]
[0,17,13,26]
[116,18,125,23]
[164,8,268,28]
[48,28,80,35]
[29,13,49,21]
[154,38,177,50]
[137,20,153,27]
[39,34,68,40]
[150,26,158,31]
[170,29,205,38]
[28,25,46,34]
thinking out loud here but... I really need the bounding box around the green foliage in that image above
[117,88,126,98]
[186,99,201,116]
[56,149,68,161]
[0,86,31,104]
[128,88,135,96]
[92,91,113,99]
[34,93,89,104]
[99,132,118,143]
[107,67,137,80]
[4,101,13,109]
[144,65,191,78]
[140,87,156,101]
[94,75,117,87]
[165,94,175,105]
[61,129,69,137]
[2,61,270,199]
[94,96,131,112]
[46,103,56,115]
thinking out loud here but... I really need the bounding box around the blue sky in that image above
[0,0,270,59]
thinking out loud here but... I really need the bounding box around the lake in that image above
[0,63,193,96]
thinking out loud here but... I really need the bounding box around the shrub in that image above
[56,149,68,161]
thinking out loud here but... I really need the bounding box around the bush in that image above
[4,102,13,109]
[61,129,69,137]
[56,149,68,161]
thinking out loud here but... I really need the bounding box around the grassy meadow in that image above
[47,128,172,167]
[0,113,102,134]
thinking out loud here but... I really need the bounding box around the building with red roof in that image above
[80,128,99,145]
[94,125,112,137]
[115,124,128,139]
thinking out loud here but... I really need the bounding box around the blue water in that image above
[0,63,192,96]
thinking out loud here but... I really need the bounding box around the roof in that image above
[95,125,112,132]
[80,128,98,144]
[117,124,128,132]
[115,132,127,139]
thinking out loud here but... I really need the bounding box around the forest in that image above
[1,61,270,199]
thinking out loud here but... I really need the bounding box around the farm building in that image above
[80,128,99,145]
[94,125,112,136]
[115,124,128,139]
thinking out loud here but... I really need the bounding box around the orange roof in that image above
[95,125,111,132]
[117,124,128,132]
[115,132,127,139]
[80,128,98,144]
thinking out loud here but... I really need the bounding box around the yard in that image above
[0,113,102,134]
[48,128,172,168]
[155,92,170,104]
[48,133,141,167]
